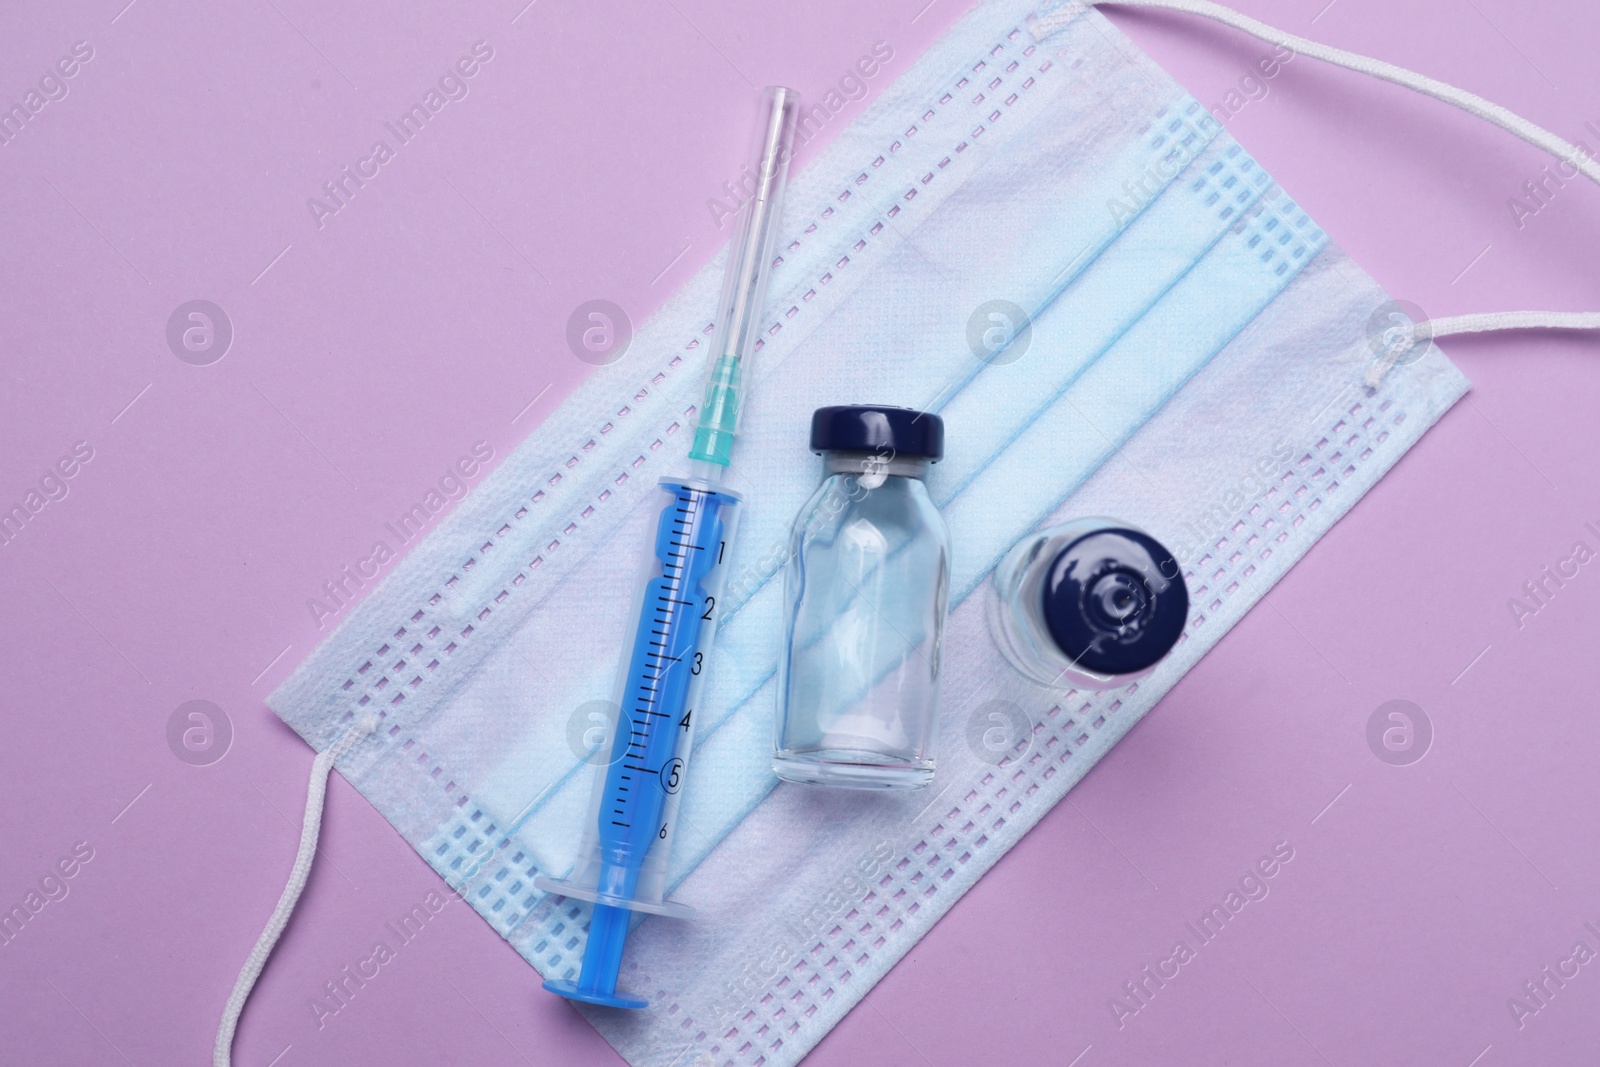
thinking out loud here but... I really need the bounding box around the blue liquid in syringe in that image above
[543,479,737,1009]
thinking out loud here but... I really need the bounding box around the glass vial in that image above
[774,406,951,789]
[989,519,1188,689]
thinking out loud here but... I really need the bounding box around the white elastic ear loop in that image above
[1044,0,1600,354]
[213,716,378,1067]
[1364,311,1600,385]
[1423,311,1600,338]
[1066,0,1600,186]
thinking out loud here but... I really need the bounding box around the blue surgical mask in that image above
[237,2,1474,1065]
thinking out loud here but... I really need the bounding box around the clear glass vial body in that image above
[989,518,1188,689]
[774,453,952,789]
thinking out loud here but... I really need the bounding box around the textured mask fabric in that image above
[268,1,1469,1064]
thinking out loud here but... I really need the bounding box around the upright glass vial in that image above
[989,519,1188,689]
[774,406,951,789]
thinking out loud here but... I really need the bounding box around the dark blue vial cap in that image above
[1041,527,1188,678]
[810,405,944,461]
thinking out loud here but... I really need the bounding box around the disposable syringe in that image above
[535,85,798,1010]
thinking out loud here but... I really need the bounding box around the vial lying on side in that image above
[774,406,952,790]
[989,519,1188,689]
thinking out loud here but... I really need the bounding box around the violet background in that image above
[2,0,1598,1064]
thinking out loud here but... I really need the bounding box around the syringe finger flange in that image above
[530,875,693,918]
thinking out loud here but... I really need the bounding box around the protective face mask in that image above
[214,0,1600,1064]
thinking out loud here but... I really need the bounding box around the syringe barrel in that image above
[690,86,799,467]
[554,478,741,914]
